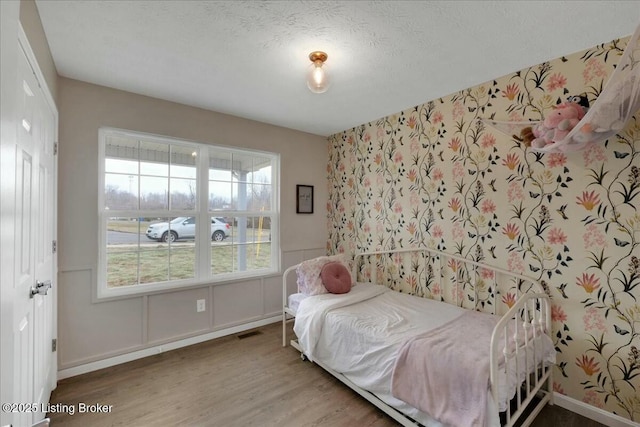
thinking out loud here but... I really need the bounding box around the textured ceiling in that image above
[35,1,640,137]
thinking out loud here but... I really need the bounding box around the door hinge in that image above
[52,240,57,254]
[52,339,57,352]
[54,142,58,155]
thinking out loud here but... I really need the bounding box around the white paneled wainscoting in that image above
[57,247,325,379]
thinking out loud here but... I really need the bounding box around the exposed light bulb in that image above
[312,65,325,85]
[306,51,330,94]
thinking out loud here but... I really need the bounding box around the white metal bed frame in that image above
[282,247,554,427]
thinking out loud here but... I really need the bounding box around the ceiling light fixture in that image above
[306,51,330,94]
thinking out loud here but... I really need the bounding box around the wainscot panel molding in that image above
[57,315,282,380]
[57,247,326,376]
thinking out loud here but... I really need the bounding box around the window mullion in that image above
[196,145,210,279]
[270,156,279,270]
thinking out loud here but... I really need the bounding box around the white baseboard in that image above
[554,392,638,427]
[58,315,281,380]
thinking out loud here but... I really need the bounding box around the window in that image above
[98,128,279,298]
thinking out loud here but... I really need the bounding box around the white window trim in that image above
[97,127,280,299]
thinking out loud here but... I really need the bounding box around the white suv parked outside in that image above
[146,217,230,243]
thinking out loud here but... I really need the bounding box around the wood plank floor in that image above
[48,322,605,427]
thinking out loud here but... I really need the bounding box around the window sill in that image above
[96,269,279,302]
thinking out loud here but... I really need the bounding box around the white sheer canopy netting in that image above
[483,24,640,153]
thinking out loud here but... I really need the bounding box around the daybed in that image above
[282,248,556,427]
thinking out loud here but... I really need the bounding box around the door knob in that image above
[30,280,52,298]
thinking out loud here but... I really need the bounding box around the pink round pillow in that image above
[320,262,352,294]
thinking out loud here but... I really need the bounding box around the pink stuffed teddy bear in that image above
[530,122,554,149]
[529,95,590,148]
[543,101,587,144]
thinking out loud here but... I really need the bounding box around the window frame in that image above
[97,127,280,299]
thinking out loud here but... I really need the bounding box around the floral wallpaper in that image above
[327,35,639,421]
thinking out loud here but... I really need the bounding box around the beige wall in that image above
[20,0,329,372]
[56,77,328,369]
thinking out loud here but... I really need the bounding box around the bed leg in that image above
[282,314,286,347]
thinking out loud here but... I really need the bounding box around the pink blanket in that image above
[391,310,500,427]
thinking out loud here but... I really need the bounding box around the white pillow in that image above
[296,254,351,295]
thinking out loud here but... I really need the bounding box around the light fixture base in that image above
[308,51,328,63]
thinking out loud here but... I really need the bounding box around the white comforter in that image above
[294,283,389,362]
[293,283,555,427]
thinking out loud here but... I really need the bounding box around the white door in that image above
[31,45,57,423]
[13,38,57,427]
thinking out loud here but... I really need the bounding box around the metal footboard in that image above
[491,292,553,427]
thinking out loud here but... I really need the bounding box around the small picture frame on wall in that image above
[296,185,314,214]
